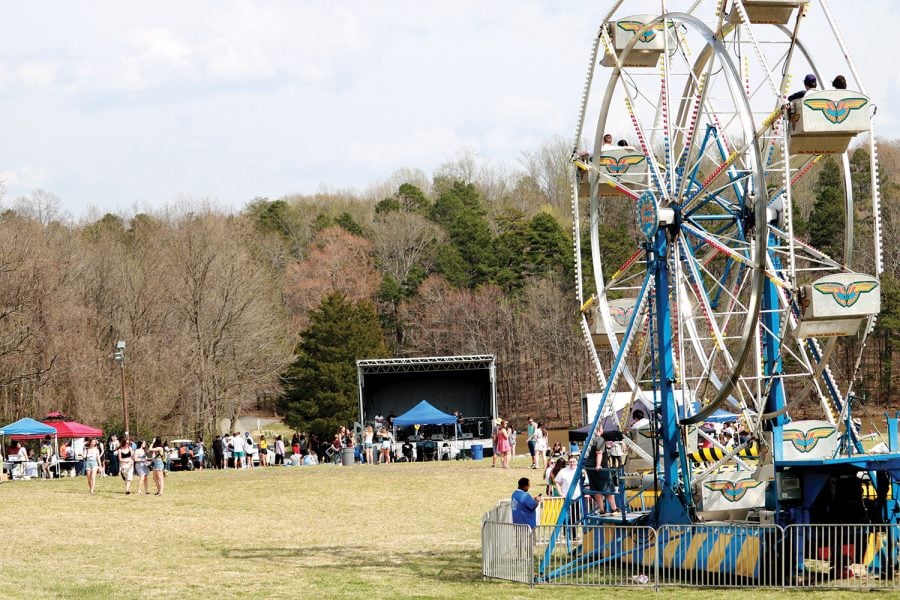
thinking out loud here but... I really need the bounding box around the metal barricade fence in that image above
[656,523,782,588]
[783,523,900,590]
[481,500,511,525]
[481,511,900,591]
[533,524,657,587]
[481,520,533,583]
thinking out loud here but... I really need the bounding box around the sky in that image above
[1,1,898,217]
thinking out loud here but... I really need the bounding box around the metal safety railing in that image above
[481,519,533,583]
[535,523,657,587]
[656,523,782,588]
[480,508,900,590]
[783,523,900,590]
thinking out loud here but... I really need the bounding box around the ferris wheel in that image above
[568,0,884,523]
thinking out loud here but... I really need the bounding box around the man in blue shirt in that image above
[511,477,542,528]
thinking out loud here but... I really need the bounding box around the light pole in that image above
[113,340,129,439]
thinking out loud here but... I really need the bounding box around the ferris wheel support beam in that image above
[761,236,787,434]
[651,229,691,525]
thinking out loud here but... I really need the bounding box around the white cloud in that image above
[0,1,895,216]
[0,170,18,186]
[347,128,472,166]
[128,28,193,69]
[19,61,57,87]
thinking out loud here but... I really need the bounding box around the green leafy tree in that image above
[279,291,389,440]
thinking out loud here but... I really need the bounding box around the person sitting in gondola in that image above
[788,73,817,101]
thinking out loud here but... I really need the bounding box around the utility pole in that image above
[114,341,129,439]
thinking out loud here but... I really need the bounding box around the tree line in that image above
[0,138,898,440]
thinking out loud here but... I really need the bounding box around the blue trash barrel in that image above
[471,444,484,460]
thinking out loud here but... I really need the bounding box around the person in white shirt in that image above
[554,456,582,498]
[600,133,616,151]
[533,423,548,471]
[554,455,584,527]
[231,432,245,469]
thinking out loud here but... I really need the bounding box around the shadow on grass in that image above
[223,546,484,584]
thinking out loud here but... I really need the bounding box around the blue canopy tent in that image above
[392,400,458,426]
[392,400,458,460]
[0,417,59,479]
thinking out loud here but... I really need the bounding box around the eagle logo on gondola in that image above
[610,305,635,327]
[802,97,868,124]
[617,20,671,43]
[704,478,763,503]
[812,280,878,308]
[783,427,836,453]
[597,154,645,175]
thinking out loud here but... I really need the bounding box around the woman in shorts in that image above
[84,438,101,495]
[379,428,392,464]
[258,435,268,467]
[534,423,548,471]
[363,426,374,465]
[149,438,166,496]
[117,439,134,495]
[133,440,150,494]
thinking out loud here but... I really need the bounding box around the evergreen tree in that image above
[335,212,364,236]
[489,208,529,293]
[279,291,389,440]
[807,157,845,261]
[525,211,571,281]
[429,180,493,287]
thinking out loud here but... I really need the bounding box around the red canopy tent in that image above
[13,412,103,440]
[42,420,103,438]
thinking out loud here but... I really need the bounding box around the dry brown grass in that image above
[0,458,879,599]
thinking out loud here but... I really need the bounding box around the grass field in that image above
[0,457,893,599]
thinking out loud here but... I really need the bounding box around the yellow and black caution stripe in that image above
[689,446,758,463]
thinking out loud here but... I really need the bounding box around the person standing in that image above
[212,435,224,469]
[363,426,375,465]
[555,456,582,499]
[495,421,511,469]
[134,441,150,494]
[548,457,567,497]
[534,423,548,471]
[40,436,54,479]
[107,435,120,477]
[379,428,393,464]
[194,438,205,470]
[149,438,166,496]
[244,433,255,469]
[605,431,624,469]
[231,432,245,469]
[586,435,618,514]
[84,439,102,494]
[511,477,543,529]
[526,418,537,470]
[117,439,134,495]
[491,419,500,467]
[258,435,268,467]
[274,435,285,466]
